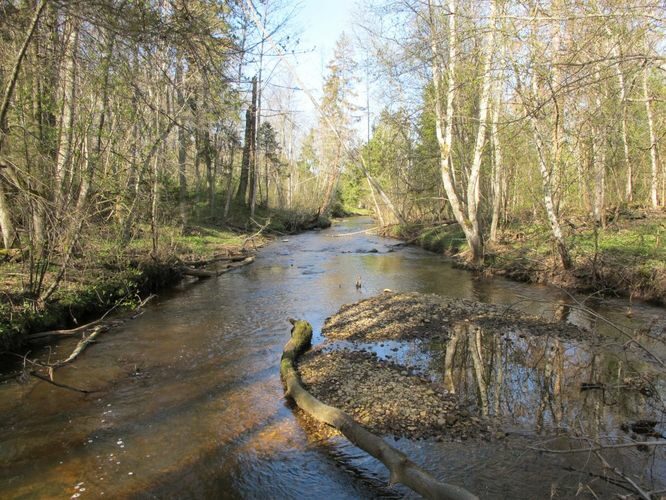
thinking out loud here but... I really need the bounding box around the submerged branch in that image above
[530,441,666,454]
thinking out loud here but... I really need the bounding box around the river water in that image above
[0,217,664,499]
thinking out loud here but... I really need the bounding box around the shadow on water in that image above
[0,217,664,499]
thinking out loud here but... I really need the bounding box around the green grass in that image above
[571,221,666,262]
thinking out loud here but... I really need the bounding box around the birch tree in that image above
[428,0,498,263]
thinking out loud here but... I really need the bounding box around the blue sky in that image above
[256,0,372,143]
[280,0,364,134]
[292,0,358,93]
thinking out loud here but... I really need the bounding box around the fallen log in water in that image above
[178,256,255,278]
[280,319,477,500]
[180,253,249,268]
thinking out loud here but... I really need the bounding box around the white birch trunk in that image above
[643,64,660,208]
[600,20,633,202]
[429,0,469,248]
[465,0,498,259]
[54,20,79,215]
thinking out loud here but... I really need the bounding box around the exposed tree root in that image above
[280,319,478,500]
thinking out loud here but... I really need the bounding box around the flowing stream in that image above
[0,217,664,499]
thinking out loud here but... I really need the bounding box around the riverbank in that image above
[0,207,330,354]
[384,210,666,306]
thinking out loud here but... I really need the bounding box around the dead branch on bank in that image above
[242,218,271,250]
[280,319,478,500]
[7,294,157,390]
[25,294,156,342]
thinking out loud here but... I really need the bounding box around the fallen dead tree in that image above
[180,253,249,268]
[280,319,478,500]
[178,256,255,278]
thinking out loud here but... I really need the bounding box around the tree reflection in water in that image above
[439,320,663,440]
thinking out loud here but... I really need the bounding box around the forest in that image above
[0,1,665,499]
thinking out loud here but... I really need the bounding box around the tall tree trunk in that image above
[550,0,564,215]
[251,1,268,218]
[600,18,633,203]
[593,134,606,228]
[236,76,257,206]
[0,187,15,249]
[617,61,632,204]
[210,135,218,216]
[489,117,503,243]
[0,0,48,248]
[466,0,497,259]
[54,18,79,216]
[489,41,505,243]
[429,0,490,263]
[593,70,606,227]
[643,63,660,208]
[0,0,47,142]
[319,144,341,215]
[223,142,236,220]
[530,118,572,269]
[175,56,188,228]
[367,177,385,226]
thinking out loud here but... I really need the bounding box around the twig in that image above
[556,287,664,367]
[517,289,664,367]
[137,293,156,308]
[594,451,651,500]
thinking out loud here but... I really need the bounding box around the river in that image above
[0,217,664,499]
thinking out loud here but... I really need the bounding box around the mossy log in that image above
[280,319,478,500]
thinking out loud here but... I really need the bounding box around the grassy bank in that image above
[0,206,330,352]
[384,212,666,306]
